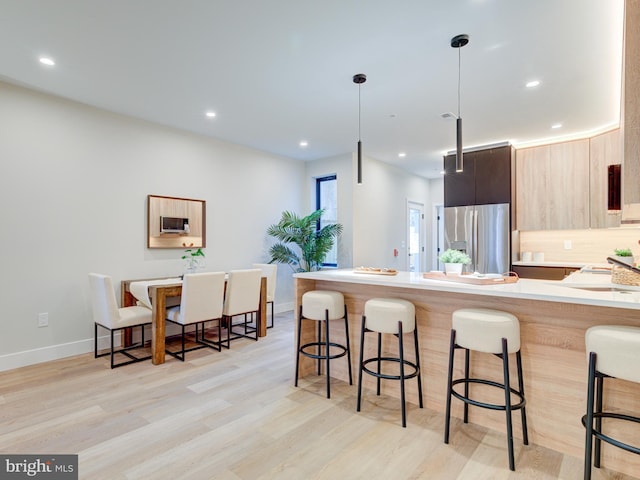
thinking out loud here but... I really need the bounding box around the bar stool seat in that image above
[294,290,352,399]
[444,308,528,471]
[356,298,423,427]
[583,325,640,480]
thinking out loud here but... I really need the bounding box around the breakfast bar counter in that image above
[294,269,640,477]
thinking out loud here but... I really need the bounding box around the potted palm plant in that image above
[438,249,471,275]
[267,209,343,272]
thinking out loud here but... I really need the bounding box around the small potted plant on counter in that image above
[438,249,471,275]
[613,248,634,266]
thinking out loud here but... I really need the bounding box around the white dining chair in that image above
[89,273,152,369]
[252,263,277,328]
[223,268,263,347]
[165,271,226,361]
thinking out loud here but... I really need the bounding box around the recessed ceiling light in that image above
[398,152,406,158]
[440,170,446,175]
[526,80,540,88]
[39,57,55,66]
[205,111,216,118]
[551,123,562,129]
[299,140,308,147]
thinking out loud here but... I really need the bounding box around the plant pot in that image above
[444,263,463,275]
[614,255,634,266]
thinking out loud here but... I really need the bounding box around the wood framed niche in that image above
[147,195,206,249]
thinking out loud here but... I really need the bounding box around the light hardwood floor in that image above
[0,312,636,480]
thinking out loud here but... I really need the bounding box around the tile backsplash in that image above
[519,227,640,264]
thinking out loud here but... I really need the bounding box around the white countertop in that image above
[512,261,589,268]
[295,269,640,310]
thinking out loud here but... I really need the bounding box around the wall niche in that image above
[147,194,205,249]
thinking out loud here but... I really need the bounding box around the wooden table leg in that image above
[258,276,267,337]
[151,286,166,365]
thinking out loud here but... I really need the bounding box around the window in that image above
[315,175,338,267]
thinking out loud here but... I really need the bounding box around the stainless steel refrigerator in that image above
[443,203,510,274]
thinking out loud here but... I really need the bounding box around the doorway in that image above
[407,201,425,272]
[434,204,444,271]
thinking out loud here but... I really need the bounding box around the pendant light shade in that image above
[451,34,469,173]
[456,117,463,171]
[353,73,367,184]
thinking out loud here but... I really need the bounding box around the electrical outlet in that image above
[564,240,572,250]
[38,312,48,327]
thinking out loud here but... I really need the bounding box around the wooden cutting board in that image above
[353,267,398,276]
[422,272,519,285]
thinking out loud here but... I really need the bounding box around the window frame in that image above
[315,174,338,267]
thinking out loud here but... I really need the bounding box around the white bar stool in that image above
[294,290,353,399]
[583,325,640,480]
[444,308,528,471]
[356,298,423,427]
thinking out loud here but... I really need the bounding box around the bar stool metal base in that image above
[294,304,353,399]
[444,329,529,471]
[582,352,640,480]
[356,318,423,428]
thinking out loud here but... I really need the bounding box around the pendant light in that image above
[451,34,469,173]
[353,73,367,184]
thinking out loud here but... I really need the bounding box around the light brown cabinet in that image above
[590,129,622,228]
[515,139,590,230]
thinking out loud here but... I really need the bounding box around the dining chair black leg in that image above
[94,323,99,358]
[110,329,116,369]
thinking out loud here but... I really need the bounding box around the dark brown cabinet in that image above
[444,145,514,207]
[512,265,579,280]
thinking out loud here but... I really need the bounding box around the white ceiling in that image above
[0,0,624,179]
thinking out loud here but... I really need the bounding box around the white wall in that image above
[353,156,432,269]
[306,153,433,271]
[0,81,304,370]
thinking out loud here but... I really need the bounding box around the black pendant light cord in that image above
[457,45,461,119]
[358,83,362,143]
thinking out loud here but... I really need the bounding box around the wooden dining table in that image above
[121,275,267,365]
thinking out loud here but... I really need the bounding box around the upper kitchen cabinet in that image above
[590,129,622,228]
[444,145,514,207]
[515,139,590,230]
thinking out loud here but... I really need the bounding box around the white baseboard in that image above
[0,329,126,372]
[0,338,93,372]
[1,307,294,372]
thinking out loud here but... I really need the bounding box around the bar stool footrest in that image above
[451,378,526,411]
[581,412,640,455]
[300,341,349,361]
[362,356,420,381]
